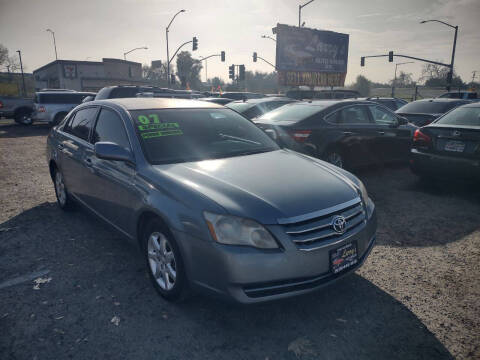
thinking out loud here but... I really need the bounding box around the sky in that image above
[0,0,479,86]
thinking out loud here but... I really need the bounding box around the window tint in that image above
[395,99,407,109]
[242,105,263,119]
[436,106,480,126]
[263,101,291,111]
[369,105,397,125]
[109,87,140,99]
[258,103,326,122]
[335,106,370,124]
[91,108,130,148]
[64,107,98,141]
[37,93,92,104]
[227,102,254,113]
[397,101,461,114]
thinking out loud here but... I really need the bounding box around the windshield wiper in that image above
[219,133,261,146]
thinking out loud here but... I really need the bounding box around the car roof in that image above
[92,97,223,110]
[462,102,480,108]
[36,91,96,95]
[292,99,376,107]
[414,98,469,103]
[230,97,293,104]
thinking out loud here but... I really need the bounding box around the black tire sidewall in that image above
[53,168,73,210]
[15,109,33,125]
[142,220,187,301]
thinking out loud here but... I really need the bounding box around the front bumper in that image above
[410,149,480,180]
[175,200,377,303]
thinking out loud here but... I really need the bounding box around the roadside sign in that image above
[275,23,349,87]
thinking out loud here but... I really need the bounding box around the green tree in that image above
[0,44,20,72]
[420,63,464,88]
[175,51,202,89]
[352,75,371,96]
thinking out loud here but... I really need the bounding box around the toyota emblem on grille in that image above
[452,130,461,137]
[332,215,347,234]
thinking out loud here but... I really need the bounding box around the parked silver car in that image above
[46,98,377,303]
[32,91,95,125]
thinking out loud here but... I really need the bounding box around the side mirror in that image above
[397,116,408,125]
[94,142,135,164]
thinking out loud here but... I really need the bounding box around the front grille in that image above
[281,199,366,250]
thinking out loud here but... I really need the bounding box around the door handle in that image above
[62,140,78,151]
[343,131,354,136]
[377,131,385,135]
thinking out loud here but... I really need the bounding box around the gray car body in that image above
[46,98,377,303]
[33,91,95,124]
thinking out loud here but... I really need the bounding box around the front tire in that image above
[143,220,188,302]
[53,168,75,210]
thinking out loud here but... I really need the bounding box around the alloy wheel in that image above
[147,232,177,291]
[55,171,67,206]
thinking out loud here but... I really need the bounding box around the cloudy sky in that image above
[1,0,479,85]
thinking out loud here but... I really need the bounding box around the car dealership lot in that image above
[0,120,479,359]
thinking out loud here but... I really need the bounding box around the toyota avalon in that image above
[46,98,377,303]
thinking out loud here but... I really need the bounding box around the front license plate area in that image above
[330,241,358,274]
[444,140,465,152]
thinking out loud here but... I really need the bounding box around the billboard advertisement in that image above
[275,23,349,87]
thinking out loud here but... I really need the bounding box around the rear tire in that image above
[53,168,75,211]
[52,112,67,126]
[142,219,189,302]
[14,109,33,125]
[325,150,344,168]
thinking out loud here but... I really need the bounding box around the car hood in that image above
[153,150,359,224]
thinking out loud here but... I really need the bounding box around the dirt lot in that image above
[0,119,479,360]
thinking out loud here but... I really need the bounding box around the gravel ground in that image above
[0,119,479,360]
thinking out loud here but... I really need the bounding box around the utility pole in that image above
[298,0,315,27]
[392,62,413,97]
[166,9,186,86]
[16,50,26,97]
[46,29,58,60]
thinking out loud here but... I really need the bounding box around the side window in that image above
[64,107,98,141]
[325,110,340,124]
[337,106,370,124]
[92,108,130,149]
[395,100,406,109]
[369,105,397,125]
[242,105,263,119]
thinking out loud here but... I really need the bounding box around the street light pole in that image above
[123,46,148,60]
[16,50,26,97]
[298,0,315,27]
[392,61,413,97]
[166,9,186,86]
[420,19,458,91]
[261,35,276,42]
[46,29,58,60]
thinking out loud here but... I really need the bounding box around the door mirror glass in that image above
[94,142,135,164]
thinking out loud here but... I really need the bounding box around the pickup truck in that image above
[0,96,34,124]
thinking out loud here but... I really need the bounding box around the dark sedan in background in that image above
[396,98,471,127]
[410,103,480,180]
[255,100,416,169]
[227,97,296,120]
[358,97,408,111]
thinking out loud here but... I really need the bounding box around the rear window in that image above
[258,103,326,122]
[435,106,480,126]
[397,101,464,114]
[226,102,255,113]
[36,93,92,104]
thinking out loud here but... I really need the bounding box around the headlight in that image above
[204,212,278,249]
[358,180,369,205]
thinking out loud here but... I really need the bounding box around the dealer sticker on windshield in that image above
[136,114,183,139]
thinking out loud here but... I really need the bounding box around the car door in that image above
[60,107,99,202]
[367,104,411,161]
[85,107,138,234]
[324,105,379,167]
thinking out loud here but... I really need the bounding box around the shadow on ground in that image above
[0,202,452,359]
[0,121,51,138]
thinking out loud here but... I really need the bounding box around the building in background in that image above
[33,58,146,92]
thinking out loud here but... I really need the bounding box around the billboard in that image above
[275,24,349,87]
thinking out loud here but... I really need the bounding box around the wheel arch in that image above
[136,209,174,249]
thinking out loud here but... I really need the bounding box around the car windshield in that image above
[129,108,279,164]
[397,101,461,114]
[257,103,326,122]
[435,107,480,127]
[226,102,254,113]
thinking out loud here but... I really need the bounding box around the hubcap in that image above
[327,152,343,168]
[147,232,177,291]
[55,172,66,206]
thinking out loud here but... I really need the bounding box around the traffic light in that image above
[228,64,235,80]
[192,37,198,51]
[253,52,257,62]
[221,51,225,62]
[360,57,365,67]
[388,51,393,62]
[238,64,245,81]
[170,74,176,85]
